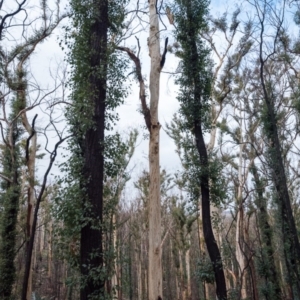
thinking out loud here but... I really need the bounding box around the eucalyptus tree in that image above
[0,3,28,295]
[0,1,66,298]
[65,0,128,298]
[116,0,169,298]
[248,0,300,296]
[171,0,227,298]
[0,76,23,300]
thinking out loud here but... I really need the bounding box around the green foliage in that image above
[195,257,215,284]
[294,10,300,25]
[167,115,227,209]
[64,0,129,133]
[53,0,131,297]
[54,129,137,291]
[168,0,228,210]
[0,65,24,300]
[173,0,212,131]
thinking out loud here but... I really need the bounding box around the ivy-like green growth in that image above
[173,0,212,132]
[54,0,130,298]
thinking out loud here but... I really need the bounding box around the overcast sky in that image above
[2,0,255,194]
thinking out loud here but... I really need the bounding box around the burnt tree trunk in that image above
[258,17,300,294]
[194,122,227,300]
[183,1,227,298]
[251,164,282,299]
[79,1,108,299]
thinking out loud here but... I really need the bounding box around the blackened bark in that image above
[251,164,281,299]
[80,0,108,299]
[180,0,227,297]
[185,4,227,297]
[194,123,227,300]
[0,167,19,299]
[259,21,300,294]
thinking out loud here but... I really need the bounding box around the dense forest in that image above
[1,0,300,299]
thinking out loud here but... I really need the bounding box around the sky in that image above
[1,0,258,196]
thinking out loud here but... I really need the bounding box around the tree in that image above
[67,0,108,296]
[250,0,300,296]
[116,1,168,298]
[66,0,128,298]
[0,2,66,298]
[172,0,227,298]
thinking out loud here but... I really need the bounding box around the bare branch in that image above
[116,44,151,131]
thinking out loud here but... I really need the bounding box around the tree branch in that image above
[25,114,38,162]
[116,44,151,131]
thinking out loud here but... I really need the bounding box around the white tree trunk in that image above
[148,1,162,299]
[136,247,142,300]
[48,220,53,279]
[185,246,191,300]
[111,214,118,292]
[236,122,247,299]
[22,109,37,300]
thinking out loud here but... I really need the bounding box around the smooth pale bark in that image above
[244,220,259,300]
[235,109,259,299]
[117,2,163,298]
[39,217,45,253]
[137,248,142,300]
[48,220,53,279]
[207,111,222,251]
[236,205,246,298]
[22,136,68,300]
[148,1,162,299]
[21,79,37,300]
[236,140,247,299]
[185,245,191,300]
[111,214,118,292]
[178,249,184,299]
[148,125,162,300]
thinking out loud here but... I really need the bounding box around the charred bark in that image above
[184,1,227,297]
[79,1,108,299]
[259,17,300,294]
[251,164,282,299]
[0,161,20,299]
[175,0,227,299]
[194,122,227,300]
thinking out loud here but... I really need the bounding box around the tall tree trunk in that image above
[136,243,143,300]
[258,13,300,295]
[236,140,247,299]
[251,164,281,299]
[194,123,227,299]
[20,66,38,299]
[185,243,191,300]
[80,0,108,298]
[48,220,53,279]
[244,218,259,300]
[0,63,23,299]
[0,141,20,299]
[148,1,163,299]
[236,206,247,299]
[198,202,212,300]
[173,0,227,297]
[116,1,163,297]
